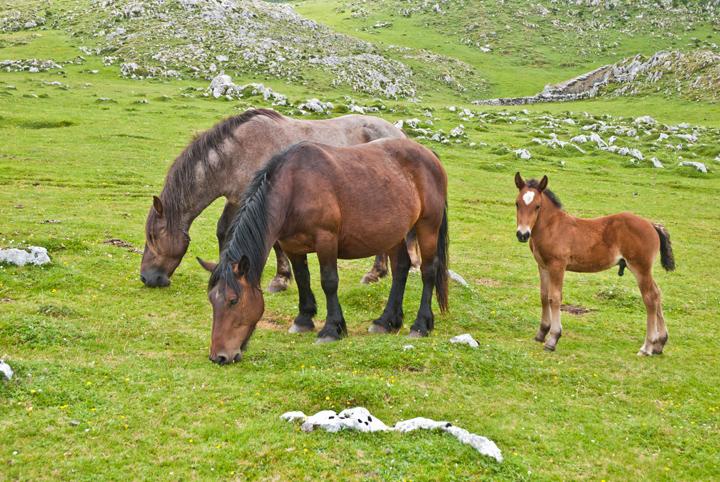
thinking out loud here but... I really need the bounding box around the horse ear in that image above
[152,196,164,218]
[514,172,525,190]
[196,257,217,272]
[232,256,250,277]
[538,175,549,192]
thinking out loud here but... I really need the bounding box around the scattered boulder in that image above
[449,334,479,348]
[0,246,50,266]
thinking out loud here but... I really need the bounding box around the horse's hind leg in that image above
[535,267,551,343]
[360,255,389,284]
[288,254,316,334]
[316,236,348,343]
[369,240,411,334]
[267,243,293,293]
[632,266,665,355]
[409,223,439,338]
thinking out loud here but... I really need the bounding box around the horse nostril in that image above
[217,354,228,365]
[140,275,147,284]
[233,353,242,362]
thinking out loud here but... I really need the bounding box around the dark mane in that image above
[527,179,562,208]
[160,108,284,229]
[208,147,293,296]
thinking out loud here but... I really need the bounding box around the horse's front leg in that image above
[535,267,551,342]
[369,240,411,334]
[266,242,293,293]
[316,238,347,343]
[287,254,316,334]
[216,200,240,253]
[544,265,565,351]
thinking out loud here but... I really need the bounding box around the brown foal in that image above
[514,172,675,355]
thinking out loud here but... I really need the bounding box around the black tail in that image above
[434,203,449,313]
[654,223,675,272]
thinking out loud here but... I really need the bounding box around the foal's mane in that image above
[209,146,294,296]
[527,179,562,208]
[161,108,284,229]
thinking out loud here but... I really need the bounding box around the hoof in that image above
[534,334,546,343]
[315,336,340,344]
[543,343,556,352]
[266,276,290,293]
[288,323,314,334]
[408,330,427,338]
[368,324,389,334]
[360,273,380,284]
[637,349,651,356]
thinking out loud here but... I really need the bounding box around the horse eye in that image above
[515,202,519,208]
[535,205,540,210]
[229,298,238,306]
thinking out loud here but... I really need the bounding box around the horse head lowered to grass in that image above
[198,138,449,364]
[141,108,410,289]
[514,172,675,355]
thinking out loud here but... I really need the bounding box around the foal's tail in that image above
[435,203,450,313]
[653,223,676,272]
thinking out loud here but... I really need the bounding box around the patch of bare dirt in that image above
[104,238,142,254]
[561,304,593,315]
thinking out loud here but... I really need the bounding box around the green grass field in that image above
[1,9,720,481]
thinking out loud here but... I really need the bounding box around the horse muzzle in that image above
[209,351,243,365]
[140,268,171,288]
[516,230,530,243]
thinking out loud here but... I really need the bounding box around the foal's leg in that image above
[267,243,293,293]
[409,224,439,338]
[369,240,411,334]
[287,254,316,334]
[632,266,664,356]
[216,200,239,252]
[535,267,552,343]
[406,228,421,271]
[544,265,565,351]
[361,254,389,284]
[316,237,348,343]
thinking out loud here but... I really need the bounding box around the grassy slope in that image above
[297,1,720,100]
[1,23,719,482]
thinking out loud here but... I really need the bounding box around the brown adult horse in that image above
[141,108,409,290]
[197,138,449,364]
[514,172,675,355]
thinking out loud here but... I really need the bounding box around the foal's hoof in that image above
[266,276,290,293]
[315,336,341,344]
[408,330,427,338]
[534,333,547,343]
[288,323,314,334]
[543,343,556,352]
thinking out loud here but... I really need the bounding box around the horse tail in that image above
[434,202,450,313]
[653,223,675,272]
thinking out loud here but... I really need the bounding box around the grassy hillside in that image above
[1,2,719,480]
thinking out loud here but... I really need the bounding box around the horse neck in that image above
[161,161,228,230]
[533,200,566,238]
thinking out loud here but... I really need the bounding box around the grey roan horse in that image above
[141,109,408,290]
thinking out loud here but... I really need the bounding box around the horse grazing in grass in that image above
[197,138,449,364]
[141,108,410,290]
[514,172,675,356]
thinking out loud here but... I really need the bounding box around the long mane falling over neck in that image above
[161,109,283,229]
[208,149,290,296]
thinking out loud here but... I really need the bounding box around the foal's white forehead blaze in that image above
[522,191,535,205]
